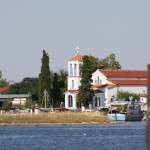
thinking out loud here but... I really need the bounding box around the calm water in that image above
[0,122,145,150]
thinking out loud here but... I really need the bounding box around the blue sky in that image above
[0,0,150,82]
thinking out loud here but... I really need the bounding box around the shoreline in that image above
[0,121,118,126]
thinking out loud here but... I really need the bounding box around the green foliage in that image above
[58,69,67,103]
[88,55,100,73]
[51,69,67,107]
[78,55,95,108]
[88,53,122,73]
[0,70,9,88]
[116,90,140,101]
[1,99,12,110]
[52,73,60,107]
[23,101,37,109]
[2,77,38,101]
[99,53,122,70]
[38,50,51,105]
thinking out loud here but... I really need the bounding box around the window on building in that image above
[68,95,73,107]
[100,79,101,84]
[70,64,73,76]
[97,77,99,84]
[74,64,77,76]
[79,64,82,76]
[95,97,97,107]
[72,80,74,90]
[95,80,97,84]
[98,97,101,106]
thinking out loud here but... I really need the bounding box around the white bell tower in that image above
[64,47,83,110]
[67,47,83,90]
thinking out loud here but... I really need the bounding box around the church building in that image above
[64,48,147,110]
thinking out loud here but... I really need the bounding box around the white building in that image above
[65,48,147,110]
[64,47,83,110]
[92,69,147,107]
[139,93,147,111]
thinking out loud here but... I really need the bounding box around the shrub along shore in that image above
[0,112,114,126]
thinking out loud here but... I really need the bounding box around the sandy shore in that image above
[0,121,118,126]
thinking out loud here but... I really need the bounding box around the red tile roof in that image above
[93,89,103,93]
[140,94,147,97]
[98,69,147,78]
[0,86,9,92]
[0,82,21,93]
[107,79,147,85]
[92,84,115,88]
[69,54,83,61]
[65,90,79,93]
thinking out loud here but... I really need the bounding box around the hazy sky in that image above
[0,0,150,82]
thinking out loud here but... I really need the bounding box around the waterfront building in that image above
[0,94,31,107]
[65,48,147,110]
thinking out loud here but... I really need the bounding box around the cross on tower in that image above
[76,46,79,54]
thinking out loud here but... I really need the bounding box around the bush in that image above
[116,90,140,101]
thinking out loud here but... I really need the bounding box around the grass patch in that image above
[0,112,111,124]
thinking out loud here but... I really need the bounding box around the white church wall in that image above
[105,86,118,107]
[67,76,81,90]
[93,93,106,108]
[118,85,146,95]
[106,85,146,104]
[140,97,147,103]
[107,86,118,103]
[65,92,77,110]
[92,70,112,85]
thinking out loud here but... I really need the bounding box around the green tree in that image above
[88,53,122,74]
[51,69,67,107]
[52,73,60,107]
[78,55,95,108]
[58,69,67,104]
[38,50,51,105]
[0,70,9,88]
[88,55,100,73]
[99,53,122,70]
[1,98,12,110]
[116,90,140,101]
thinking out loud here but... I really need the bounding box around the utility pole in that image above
[146,65,150,150]
[41,90,50,108]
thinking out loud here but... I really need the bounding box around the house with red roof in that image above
[0,82,21,94]
[64,47,147,110]
[92,69,147,107]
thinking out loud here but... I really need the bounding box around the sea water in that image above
[0,121,145,150]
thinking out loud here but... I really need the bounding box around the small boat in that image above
[107,113,125,121]
[107,103,145,121]
[125,105,145,121]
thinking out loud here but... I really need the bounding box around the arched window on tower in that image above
[70,64,73,76]
[74,64,77,76]
[72,80,74,90]
[68,95,73,107]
